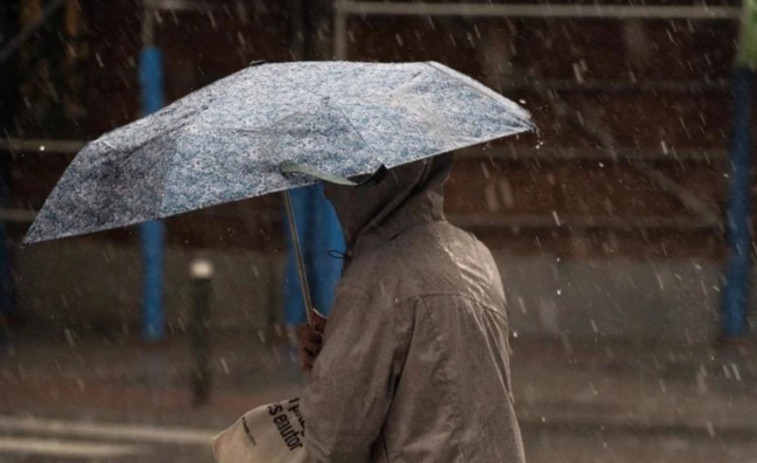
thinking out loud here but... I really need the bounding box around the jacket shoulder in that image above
[342,222,503,311]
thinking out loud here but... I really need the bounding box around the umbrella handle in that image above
[283,190,315,327]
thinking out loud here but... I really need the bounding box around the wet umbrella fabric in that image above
[24,61,533,244]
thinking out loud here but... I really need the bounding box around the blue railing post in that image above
[722,1,756,338]
[311,184,344,314]
[138,44,165,342]
[284,185,344,326]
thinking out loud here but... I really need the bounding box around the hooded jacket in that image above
[302,156,525,463]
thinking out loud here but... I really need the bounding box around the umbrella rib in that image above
[273,76,380,162]
[151,111,229,217]
[156,132,188,217]
[423,61,533,128]
[331,104,376,160]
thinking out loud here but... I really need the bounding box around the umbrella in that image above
[23,61,534,320]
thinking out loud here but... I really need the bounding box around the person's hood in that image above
[324,154,454,253]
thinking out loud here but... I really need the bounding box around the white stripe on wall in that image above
[0,437,144,458]
[0,416,217,445]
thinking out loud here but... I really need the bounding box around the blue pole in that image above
[283,184,344,325]
[310,184,344,315]
[722,67,755,338]
[138,45,165,342]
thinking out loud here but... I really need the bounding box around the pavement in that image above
[1,326,756,462]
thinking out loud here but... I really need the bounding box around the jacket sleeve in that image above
[301,284,402,463]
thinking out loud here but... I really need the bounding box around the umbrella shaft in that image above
[283,190,314,326]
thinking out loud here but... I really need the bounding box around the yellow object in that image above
[737,0,757,68]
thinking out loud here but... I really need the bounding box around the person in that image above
[298,154,525,463]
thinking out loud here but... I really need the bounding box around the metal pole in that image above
[284,190,314,326]
[139,1,166,342]
[722,0,756,338]
[334,1,739,20]
[190,259,213,406]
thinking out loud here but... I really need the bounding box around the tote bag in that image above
[213,397,313,463]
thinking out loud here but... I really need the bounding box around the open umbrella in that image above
[24,61,533,321]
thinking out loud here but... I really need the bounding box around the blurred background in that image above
[0,0,755,462]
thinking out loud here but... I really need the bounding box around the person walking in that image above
[298,154,525,463]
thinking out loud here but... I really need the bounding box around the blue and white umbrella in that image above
[25,61,533,245]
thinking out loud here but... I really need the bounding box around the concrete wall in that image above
[495,252,723,343]
[15,241,284,336]
[13,241,739,343]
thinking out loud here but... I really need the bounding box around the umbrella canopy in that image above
[24,61,533,244]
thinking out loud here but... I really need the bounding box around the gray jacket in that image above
[302,157,524,463]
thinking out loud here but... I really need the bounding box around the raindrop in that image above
[731,363,742,381]
[498,179,515,209]
[64,328,76,347]
[572,62,584,83]
[480,162,491,179]
[485,183,499,212]
[696,370,708,394]
[517,297,527,314]
[656,272,665,291]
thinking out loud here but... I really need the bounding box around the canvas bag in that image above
[213,397,313,463]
